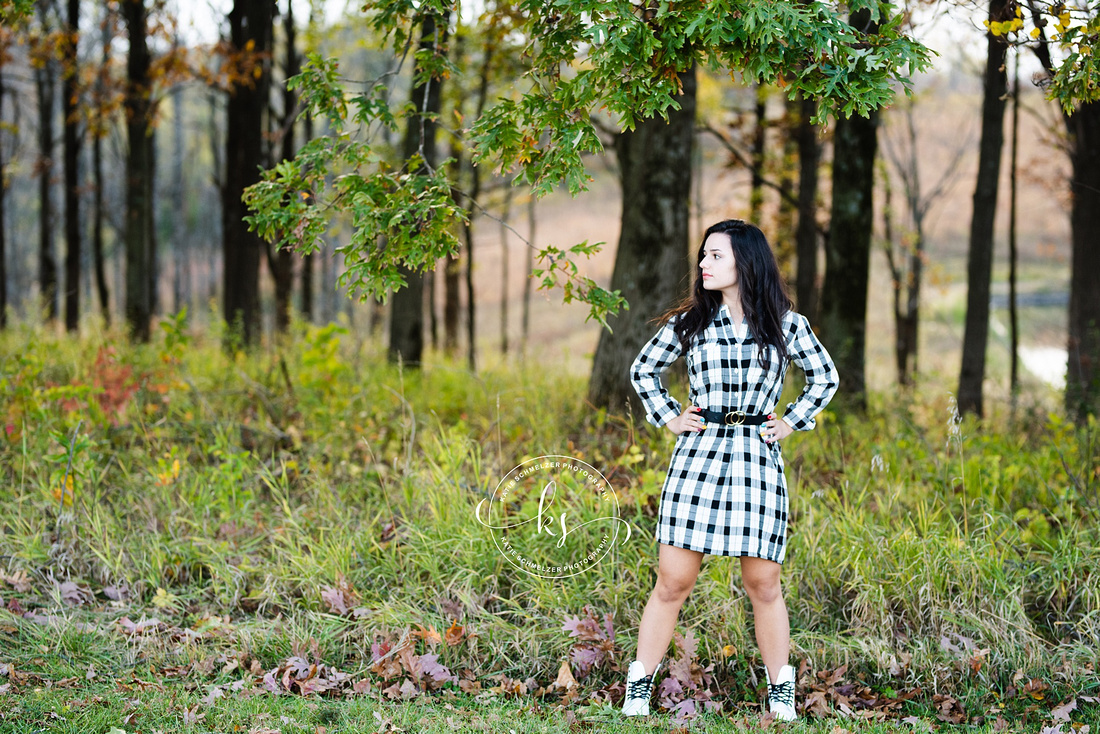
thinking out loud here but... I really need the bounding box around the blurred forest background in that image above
[0,0,1096,418]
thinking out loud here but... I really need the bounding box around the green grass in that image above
[1,313,1099,731]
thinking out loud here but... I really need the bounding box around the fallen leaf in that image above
[445,620,465,646]
[414,624,442,647]
[2,571,31,593]
[151,588,177,609]
[58,581,91,606]
[117,617,163,636]
[554,660,577,690]
[103,585,129,601]
[1051,699,1077,721]
[182,704,205,724]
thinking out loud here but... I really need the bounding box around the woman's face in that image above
[699,233,738,293]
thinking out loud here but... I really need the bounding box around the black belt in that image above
[699,409,770,426]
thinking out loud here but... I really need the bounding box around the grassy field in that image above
[1,315,1098,733]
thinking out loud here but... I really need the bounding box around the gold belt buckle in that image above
[724,410,746,426]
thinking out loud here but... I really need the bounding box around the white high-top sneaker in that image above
[767,664,797,721]
[622,660,660,716]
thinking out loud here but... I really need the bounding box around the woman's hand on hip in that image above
[667,406,705,435]
[760,414,793,444]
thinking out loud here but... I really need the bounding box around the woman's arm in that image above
[781,313,840,431]
[630,321,685,428]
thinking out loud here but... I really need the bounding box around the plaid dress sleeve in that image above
[781,312,839,431]
[630,320,684,428]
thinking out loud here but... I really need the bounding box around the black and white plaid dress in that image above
[630,306,838,563]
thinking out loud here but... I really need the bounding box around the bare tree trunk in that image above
[223,0,273,347]
[91,12,110,324]
[957,0,1009,417]
[36,0,58,321]
[300,110,314,322]
[1025,4,1100,419]
[388,12,446,366]
[171,80,186,313]
[587,64,696,415]
[749,83,766,222]
[499,181,512,355]
[62,0,80,331]
[521,192,534,359]
[92,130,108,322]
[775,96,799,269]
[427,268,437,349]
[269,0,297,335]
[462,185,477,370]
[1065,101,1100,419]
[147,127,158,320]
[819,10,880,411]
[0,60,6,329]
[794,94,819,324]
[458,31,495,372]
[123,0,154,342]
[1008,50,1020,410]
[882,172,903,383]
[442,34,465,358]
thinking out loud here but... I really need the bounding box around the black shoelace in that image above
[768,679,795,707]
[626,674,654,700]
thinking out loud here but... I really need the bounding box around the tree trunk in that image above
[749,83,766,222]
[388,12,446,366]
[775,96,798,270]
[1066,101,1100,419]
[521,192,535,359]
[171,77,186,313]
[62,0,79,331]
[819,10,879,411]
[223,0,273,347]
[0,61,6,329]
[92,15,110,324]
[794,94,819,324]
[499,181,512,355]
[882,173,904,383]
[122,0,154,342]
[1008,51,1020,409]
[270,0,297,335]
[36,0,58,321]
[587,64,696,415]
[300,110,314,322]
[91,127,108,322]
[957,0,1009,417]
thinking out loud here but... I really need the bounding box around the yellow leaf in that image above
[1031,27,1042,38]
[52,475,74,506]
[152,587,177,609]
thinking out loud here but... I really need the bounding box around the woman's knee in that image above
[654,570,696,604]
[742,565,783,604]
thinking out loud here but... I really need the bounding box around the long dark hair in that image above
[660,220,793,375]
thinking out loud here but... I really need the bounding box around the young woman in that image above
[623,219,839,721]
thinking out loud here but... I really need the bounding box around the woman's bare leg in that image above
[740,556,789,681]
[634,544,704,674]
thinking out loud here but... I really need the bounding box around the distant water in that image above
[990,314,1067,388]
[1018,346,1067,389]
